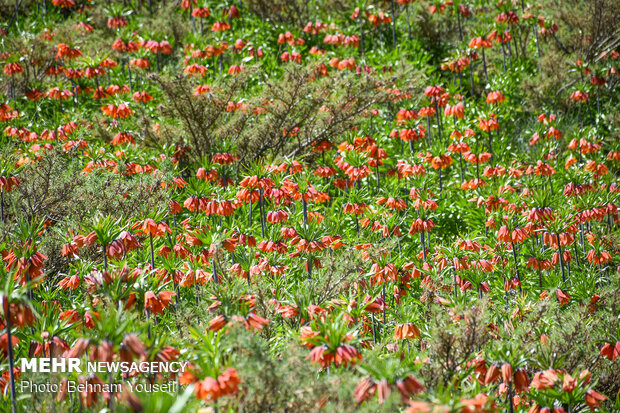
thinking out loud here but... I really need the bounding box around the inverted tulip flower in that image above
[87,215,124,273]
[0,159,21,223]
[424,85,447,141]
[420,150,453,192]
[335,145,372,185]
[144,290,176,316]
[4,219,49,299]
[477,113,499,157]
[355,358,425,405]
[137,218,171,268]
[408,187,437,260]
[469,35,493,83]
[302,315,361,369]
[1,277,36,411]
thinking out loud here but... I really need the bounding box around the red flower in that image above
[599,341,620,360]
[394,323,421,339]
[3,62,24,76]
[486,90,505,104]
[555,289,571,305]
[585,390,607,410]
[0,333,19,356]
[144,291,176,315]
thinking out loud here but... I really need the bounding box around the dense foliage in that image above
[0,0,619,412]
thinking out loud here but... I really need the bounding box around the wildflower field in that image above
[0,0,619,411]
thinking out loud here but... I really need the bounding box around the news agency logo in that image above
[18,358,187,394]
[21,358,82,373]
[20,358,189,374]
